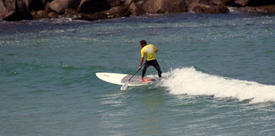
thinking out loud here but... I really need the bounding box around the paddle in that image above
[120,65,143,91]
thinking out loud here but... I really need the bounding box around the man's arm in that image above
[153,45,158,53]
[138,57,144,70]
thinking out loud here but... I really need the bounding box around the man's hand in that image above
[138,65,142,70]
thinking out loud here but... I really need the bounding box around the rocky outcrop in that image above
[125,0,145,16]
[124,0,187,15]
[188,1,229,13]
[235,0,250,6]
[108,0,123,7]
[235,0,275,6]
[47,0,80,14]
[31,10,48,19]
[228,0,275,13]
[78,0,110,13]
[211,0,234,6]
[77,12,108,21]
[1,0,275,21]
[142,0,187,14]
[24,0,47,11]
[238,4,275,13]
[104,6,130,18]
[1,0,32,21]
[75,5,130,21]
[0,0,7,20]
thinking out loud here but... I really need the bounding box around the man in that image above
[138,40,162,82]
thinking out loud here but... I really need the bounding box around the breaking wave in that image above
[159,67,275,103]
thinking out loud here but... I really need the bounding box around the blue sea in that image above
[1,13,275,136]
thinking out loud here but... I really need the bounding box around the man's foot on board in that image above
[142,78,153,83]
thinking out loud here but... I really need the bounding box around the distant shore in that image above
[1,0,275,22]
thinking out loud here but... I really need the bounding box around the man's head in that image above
[139,40,147,48]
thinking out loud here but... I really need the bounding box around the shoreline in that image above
[0,11,273,26]
[1,0,275,22]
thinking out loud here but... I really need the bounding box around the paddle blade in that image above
[120,82,129,91]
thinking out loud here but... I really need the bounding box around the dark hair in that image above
[139,40,147,45]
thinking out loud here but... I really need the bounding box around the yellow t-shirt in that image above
[141,44,157,61]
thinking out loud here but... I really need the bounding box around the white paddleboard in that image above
[96,72,157,86]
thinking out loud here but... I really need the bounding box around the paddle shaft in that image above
[127,64,144,82]
[120,64,144,90]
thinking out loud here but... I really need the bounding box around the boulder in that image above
[2,0,32,21]
[185,0,232,6]
[31,10,48,19]
[211,0,234,5]
[188,1,229,13]
[78,12,108,21]
[104,6,130,18]
[185,0,237,7]
[259,4,275,13]
[48,11,58,17]
[78,0,110,13]
[239,5,275,13]
[235,0,249,6]
[64,8,82,19]
[124,0,145,16]
[64,8,78,15]
[108,0,123,7]
[48,0,80,14]
[222,0,239,6]
[142,0,187,14]
[24,0,47,11]
[235,0,275,6]
[0,0,7,20]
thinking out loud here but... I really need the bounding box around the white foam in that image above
[159,67,275,103]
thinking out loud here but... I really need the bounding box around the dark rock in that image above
[31,10,48,19]
[2,0,32,21]
[48,11,58,18]
[104,6,130,18]
[259,5,275,13]
[78,0,110,13]
[235,0,249,6]
[48,0,80,14]
[0,0,7,20]
[64,8,78,15]
[185,0,237,7]
[48,0,68,14]
[188,1,229,13]
[64,8,81,19]
[235,0,275,6]
[124,0,145,16]
[211,0,233,6]
[223,0,239,7]
[142,0,187,14]
[238,5,275,13]
[24,0,47,11]
[108,0,123,7]
[78,12,108,21]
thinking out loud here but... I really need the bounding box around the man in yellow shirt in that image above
[138,40,162,82]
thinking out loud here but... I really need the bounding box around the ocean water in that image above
[1,13,275,136]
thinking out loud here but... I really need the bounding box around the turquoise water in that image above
[1,13,275,136]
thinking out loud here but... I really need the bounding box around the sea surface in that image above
[1,13,275,136]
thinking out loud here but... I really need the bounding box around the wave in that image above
[159,67,275,103]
